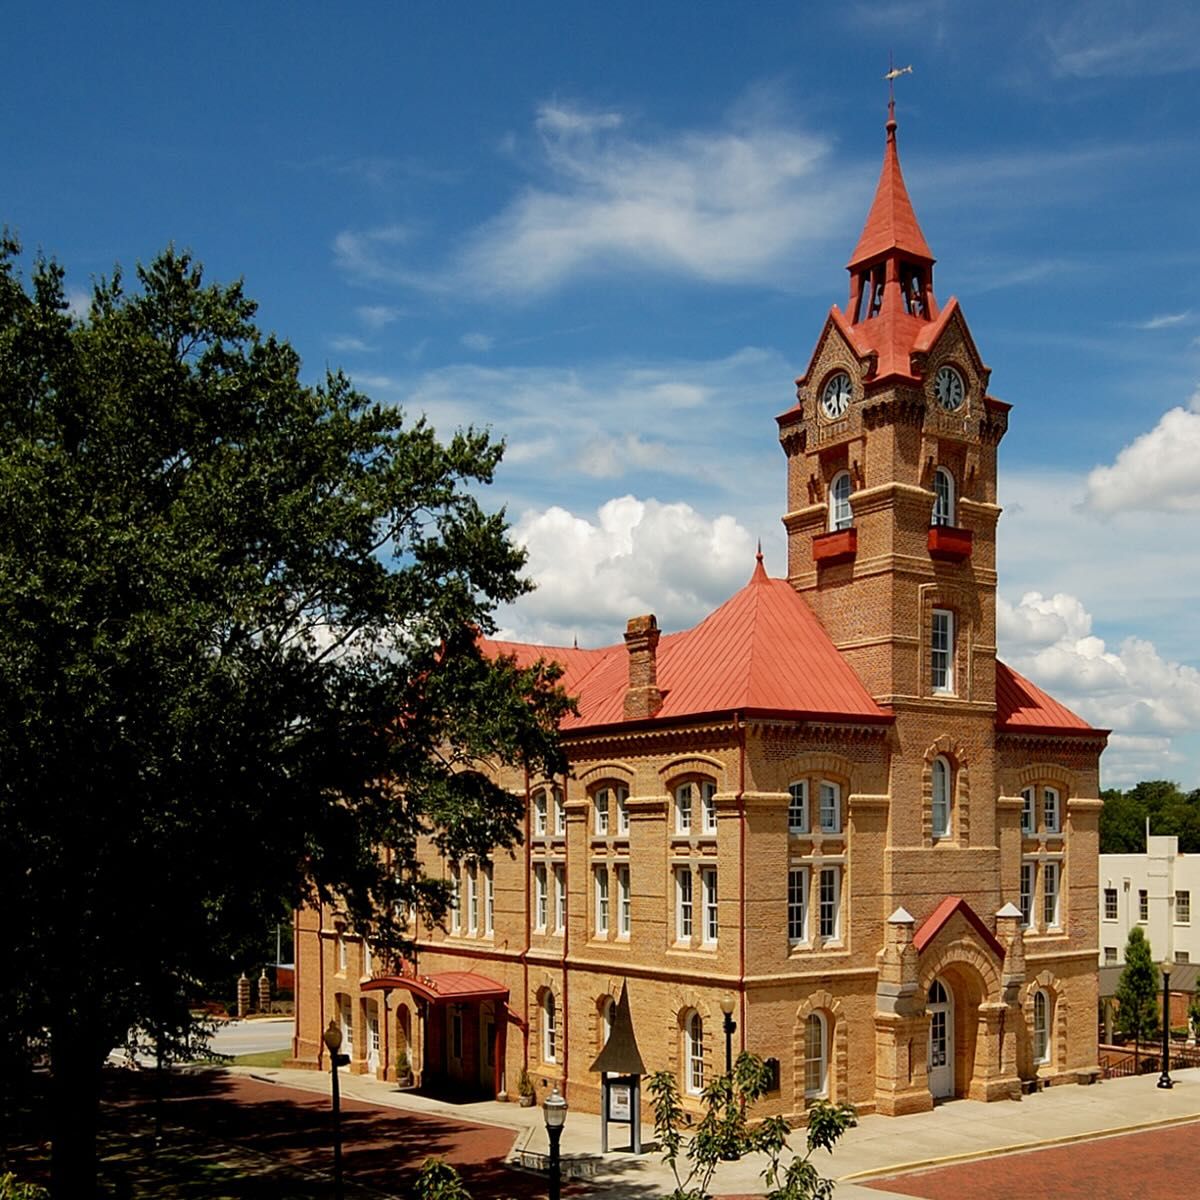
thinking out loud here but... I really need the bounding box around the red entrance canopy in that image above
[361,971,509,1005]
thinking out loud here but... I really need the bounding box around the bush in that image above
[0,1173,48,1200]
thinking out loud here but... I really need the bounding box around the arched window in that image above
[829,471,853,532]
[1033,990,1051,1064]
[542,991,557,1063]
[788,780,809,834]
[804,1013,828,1099]
[532,788,548,836]
[931,756,952,839]
[932,467,955,527]
[675,783,694,834]
[685,1011,705,1095]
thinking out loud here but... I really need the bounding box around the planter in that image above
[519,1092,536,1108]
[812,527,857,566]
[927,525,972,562]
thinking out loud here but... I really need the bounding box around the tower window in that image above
[932,467,954,527]
[829,471,853,532]
[931,609,955,693]
[931,756,952,840]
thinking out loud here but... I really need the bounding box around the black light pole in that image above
[1158,959,1174,1089]
[543,1085,568,1200]
[720,994,737,1074]
[323,1020,351,1197]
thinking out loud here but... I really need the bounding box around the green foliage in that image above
[0,237,573,1192]
[1189,991,1200,1039]
[0,1174,48,1200]
[413,1158,473,1200]
[1100,781,1200,853]
[1115,927,1160,1048]
[517,1066,534,1097]
[648,1053,856,1200]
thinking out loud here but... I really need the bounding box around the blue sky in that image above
[5,1,1199,789]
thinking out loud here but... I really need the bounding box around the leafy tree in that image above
[1099,787,1145,854]
[1100,780,1200,854]
[0,237,571,1197]
[648,1053,856,1200]
[1115,926,1160,1071]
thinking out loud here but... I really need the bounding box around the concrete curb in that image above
[837,1111,1200,1183]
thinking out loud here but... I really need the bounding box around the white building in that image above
[1099,836,1197,967]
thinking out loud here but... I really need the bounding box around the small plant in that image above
[413,1158,472,1200]
[517,1066,535,1104]
[396,1047,412,1081]
[0,1173,48,1200]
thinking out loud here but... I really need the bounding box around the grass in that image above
[228,1049,289,1069]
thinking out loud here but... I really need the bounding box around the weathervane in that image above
[884,55,913,106]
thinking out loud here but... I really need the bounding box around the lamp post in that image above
[543,1085,568,1200]
[323,1020,350,1197]
[720,994,737,1074]
[1157,959,1174,1089]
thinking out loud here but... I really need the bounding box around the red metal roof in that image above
[361,971,508,1004]
[848,107,934,268]
[914,896,1005,961]
[995,660,1103,736]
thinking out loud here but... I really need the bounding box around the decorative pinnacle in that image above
[755,538,763,565]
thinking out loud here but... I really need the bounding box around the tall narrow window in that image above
[1020,787,1035,835]
[1033,990,1050,1064]
[804,1013,828,1098]
[818,867,840,940]
[931,609,954,693]
[1177,891,1191,924]
[676,867,693,940]
[788,867,809,945]
[466,865,479,934]
[819,781,841,834]
[617,865,631,936]
[686,1012,704,1095]
[449,872,461,933]
[533,789,547,837]
[553,864,566,933]
[484,863,494,935]
[594,866,610,936]
[1104,887,1118,921]
[931,757,952,840]
[542,992,556,1064]
[1139,889,1149,922]
[788,781,809,834]
[337,934,347,973]
[534,865,548,931]
[675,784,693,834]
[553,786,565,836]
[829,471,853,532]
[932,467,954,527]
[701,782,718,835]
[616,786,630,835]
[701,867,718,945]
[594,788,610,835]
[362,939,372,978]
[1043,787,1061,834]
[1019,862,1034,928]
[1043,861,1061,929]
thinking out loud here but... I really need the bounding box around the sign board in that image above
[608,1082,632,1122]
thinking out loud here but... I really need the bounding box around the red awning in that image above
[361,971,509,1005]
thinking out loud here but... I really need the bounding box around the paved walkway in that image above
[236,1064,1200,1198]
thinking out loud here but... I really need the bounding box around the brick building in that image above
[288,104,1107,1118]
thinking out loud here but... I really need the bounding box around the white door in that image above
[927,978,954,1099]
[340,996,353,1066]
[366,1000,380,1075]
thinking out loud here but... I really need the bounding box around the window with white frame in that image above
[1020,787,1035,835]
[553,786,565,836]
[1043,861,1061,929]
[685,1011,704,1095]
[1019,861,1034,929]
[1176,951,1191,964]
[534,864,548,931]
[594,866,610,936]
[829,471,852,532]
[1043,787,1061,835]
[676,867,693,940]
[701,782,718,835]
[932,466,954,527]
[616,786,630,834]
[449,872,461,933]
[1033,989,1050,1064]
[362,939,372,978]
[484,863,494,935]
[817,866,840,940]
[1177,890,1191,924]
[788,781,809,834]
[1104,946,1117,964]
[542,992,556,1063]
[594,788,610,835]
[701,867,718,944]
[467,865,479,934]
[931,609,954,693]
[675,783,693,834]
[1104,887,1118,920]
[533,789,548,837]
[788,867,809,945]
[1139,889,1148,922]
[931,756,952,839]
[617,865,631,936]
[553,864,566,933]
[818,781,841,834]
[337,933,347,973]
[804,1013,828,1098]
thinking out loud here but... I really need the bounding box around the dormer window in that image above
[932,467,954,527]
[829,472,853,532]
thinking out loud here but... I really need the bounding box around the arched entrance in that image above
[927,978,953,1099]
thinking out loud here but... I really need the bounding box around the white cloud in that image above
[535,103,622,136]
[1045,6,1200,78]
[1134,311,1192,331]
[329,335,372,353]
[460,332,494,352]
[65,286,90,320]
[496,496,757,646]
[356,305,402,330]
[1085,389,1200,512]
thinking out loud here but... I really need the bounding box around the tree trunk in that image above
[49,1020,103,1199]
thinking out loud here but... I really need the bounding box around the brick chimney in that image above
[623,614,663,720]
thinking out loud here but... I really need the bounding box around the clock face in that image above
[821,371,852,419]
[935,366,965,411]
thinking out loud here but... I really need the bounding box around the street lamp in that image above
[1158,959,1174,1089]
[323,1020,351,1197]
[720,994,737,1074]
[543,1085,568,1200]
